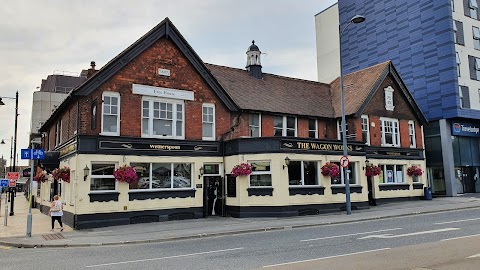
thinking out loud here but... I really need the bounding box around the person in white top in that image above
[49,195,64,232]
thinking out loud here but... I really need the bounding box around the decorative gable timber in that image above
[355,62,428,125]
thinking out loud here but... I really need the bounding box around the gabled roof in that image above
[206,64,334,118]
[40,18,238,132]
[330,61,428,125]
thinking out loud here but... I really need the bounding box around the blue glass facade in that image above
[338,0,464,121]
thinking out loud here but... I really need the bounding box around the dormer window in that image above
[384,86,395,111]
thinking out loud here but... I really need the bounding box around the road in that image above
[1,208,480,270]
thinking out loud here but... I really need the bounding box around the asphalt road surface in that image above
[1,208,480,270]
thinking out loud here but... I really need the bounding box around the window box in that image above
[247,187,273,196]
[289,186,325,196]
[379,184,410,191]
[129,189,196,201]
[88,192,120,202]
[331,185,363,194]
[413,183,424,190]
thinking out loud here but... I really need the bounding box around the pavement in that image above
[1,193,480,248]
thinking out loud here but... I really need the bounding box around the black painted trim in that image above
[365,146,425,160]
[225,137,366,156]
[247,187,274,196]
[89,192,120,202]
[129,189,196,201]
[412,183,424,190]
[225,201,369,218]
[331,185,363,194]
[375,196,422,204]
[69,207,203,229]
[289,186,325,196]
[78,135,223,157]
[379,184,411,191]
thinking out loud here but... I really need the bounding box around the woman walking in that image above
[49,195,64,232]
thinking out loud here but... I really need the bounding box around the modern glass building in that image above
[315,0,480,195]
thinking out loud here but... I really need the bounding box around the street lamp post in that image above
[0,91,19,216]
[339,15,365,215]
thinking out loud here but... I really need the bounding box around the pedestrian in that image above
[49,195,64,232]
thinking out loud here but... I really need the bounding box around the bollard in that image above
[4,192,7,226]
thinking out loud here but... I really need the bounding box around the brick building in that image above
[37,18,427,229]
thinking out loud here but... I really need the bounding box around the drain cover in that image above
[42,233,65,241]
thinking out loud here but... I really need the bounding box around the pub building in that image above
[36,18,427,229]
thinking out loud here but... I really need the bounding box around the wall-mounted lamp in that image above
[283,157,291,170]
[83,165,90,181]
[198,166,204,179]
[363,159,370,170]
[371,122,376,128]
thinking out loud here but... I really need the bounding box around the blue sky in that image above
[0,0,336,167]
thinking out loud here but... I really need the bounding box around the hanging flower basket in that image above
[113,165,138,183]
[52,166,70,183]
[33,171,47,183]
[365,164,381,177]
[321,162,340,178]
[231,163,253,177]
[407,165,423,177]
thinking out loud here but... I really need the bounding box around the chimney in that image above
[86,61,98,78]
[246,40,262,79]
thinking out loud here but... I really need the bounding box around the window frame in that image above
[361,115,370,145]
[249,113,262,137]
[308,119,318,139]
[408,120,416,148]
[331,161,358,186]
[380,117,400,147]
[337,120,349,140]
[459,86,464,109]
[378,164,405,184]
[101,91,121,136]
[474,26,480,50]
[470,0,479,19]
[248,160,272,187]
[202,103,215,141]
[456,51,461,77]
[287,160,320,186]
[130,162,193,191]
[89,162,118,192]
[273,115,297,137]
[141,96,185,139]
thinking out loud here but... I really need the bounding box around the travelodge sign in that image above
[452,122,480,137]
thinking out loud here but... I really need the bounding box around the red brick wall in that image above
[362,75,424,148]
[369,116,382,146]
[77,38,233,140]
[261,115,274,137]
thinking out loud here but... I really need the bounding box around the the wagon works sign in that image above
[280,139,364,153]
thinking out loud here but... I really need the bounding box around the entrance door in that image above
[462,167,476,193]
[203,176,223,217]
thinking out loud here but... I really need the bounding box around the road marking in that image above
[301,228,403,242]
[0,245,11,250]
[262,248,391,268]
[434,217,480,225]
[441,233,480,241]
[468,253,480,258]
[85,247,244,268]
[358,228,459,239]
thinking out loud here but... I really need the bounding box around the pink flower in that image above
[231,163,253,177]
[113,165,138,183]
[321,162,340,178]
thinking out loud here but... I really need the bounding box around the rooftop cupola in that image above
[246,40,262,79]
